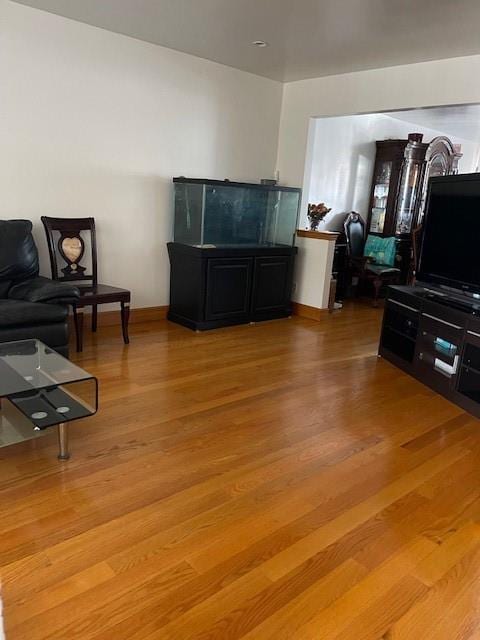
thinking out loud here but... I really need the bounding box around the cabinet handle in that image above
[453,355,460,374]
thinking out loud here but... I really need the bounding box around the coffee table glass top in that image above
[0,339,93,397]
[0,339,97,432]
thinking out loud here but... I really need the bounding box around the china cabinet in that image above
[367,136,461,281]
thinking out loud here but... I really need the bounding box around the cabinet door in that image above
[395,159,423,235]
[369,160,392,235]
[251,256,292,318]
[205,258,253,321]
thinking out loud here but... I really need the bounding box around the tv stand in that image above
[421,286,480,315]
[379,285,480,418]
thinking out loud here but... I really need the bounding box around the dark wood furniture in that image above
[367,136,461,282]
[41,217,131,352]
[332,230,348,302]
[379,285,480,419]
[408,224,424,285]
[344,212,400,307]
[167,243,296,331]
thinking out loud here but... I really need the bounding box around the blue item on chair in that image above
[363,235,397,267]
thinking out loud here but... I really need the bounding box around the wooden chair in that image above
[344,212,401,307]
[41,217,131,352]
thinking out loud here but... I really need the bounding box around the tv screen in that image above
[417,173,480,294]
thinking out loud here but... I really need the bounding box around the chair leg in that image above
[91,304,98,332]
[120,301,130,344]
[73,306,84,352]
[372,278,382,308]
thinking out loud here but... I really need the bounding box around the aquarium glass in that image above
[173,180,300,247]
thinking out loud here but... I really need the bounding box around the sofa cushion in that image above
[0,220,39,284]
[0,323,69,352]
[8,276,80,305]
[0,299,67,328]
[0,281,11,298]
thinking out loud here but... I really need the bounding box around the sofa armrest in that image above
[8,276,80,305]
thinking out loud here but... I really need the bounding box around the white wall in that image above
[0,1,283,308]
[303,113,480,231]
[276,55,480,311]
[277,55,480,190]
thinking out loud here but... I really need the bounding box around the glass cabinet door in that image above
[429,153,449,178]
[369,161,392,234]
[395,160,422,235]
[417,153,448,224]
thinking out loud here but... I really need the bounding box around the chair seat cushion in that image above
[75,283,131,305]
[366,264,401,276]
[0,299,67,328]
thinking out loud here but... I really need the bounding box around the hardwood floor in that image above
[1,302,480,639]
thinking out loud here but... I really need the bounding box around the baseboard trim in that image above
[292,302,329,322]
[74,305,169,327]
[75,303,328,327]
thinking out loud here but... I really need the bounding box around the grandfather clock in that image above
[367,135,461,282]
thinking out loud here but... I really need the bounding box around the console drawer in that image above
[466,316,480,341]
[418,313,464,346]
[387,287,423,312]
[422,298,466,330]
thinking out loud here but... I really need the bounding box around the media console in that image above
[379,285,480,418]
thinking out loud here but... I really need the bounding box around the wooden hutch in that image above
[367,135,462,281]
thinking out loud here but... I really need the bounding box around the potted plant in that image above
[307,203,332,231]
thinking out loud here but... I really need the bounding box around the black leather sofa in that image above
[0,220,80,357]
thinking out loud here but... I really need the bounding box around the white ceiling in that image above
[387,105,480,143]
[11,0,480,82]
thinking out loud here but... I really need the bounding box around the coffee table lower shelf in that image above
[0,398,71,460]
[0,339,98,461]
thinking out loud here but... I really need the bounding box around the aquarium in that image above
[173,178,301,247]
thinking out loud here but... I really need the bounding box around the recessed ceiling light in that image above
[252,40,269,48]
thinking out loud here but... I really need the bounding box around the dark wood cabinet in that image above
[167,243,297,331]
[205,258,253,322]
[367,137,461,282]
[379,285,480,419]
[332,232,348,301]
[251,256,293,318]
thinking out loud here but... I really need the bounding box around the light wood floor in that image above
[1,303,480,639]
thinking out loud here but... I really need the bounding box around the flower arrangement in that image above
[307,203,332,231]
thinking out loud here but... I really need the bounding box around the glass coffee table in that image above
[0,340,97,460]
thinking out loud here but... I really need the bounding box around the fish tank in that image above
[173,178,301,248]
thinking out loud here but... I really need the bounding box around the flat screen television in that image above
[417,173,480,296]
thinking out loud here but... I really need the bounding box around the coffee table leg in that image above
[57,423,70,460]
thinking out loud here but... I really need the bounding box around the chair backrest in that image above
[343,212,365,258]
[0,220,39,290]
[41,217,97,285]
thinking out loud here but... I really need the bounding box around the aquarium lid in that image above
[173,177,301,193]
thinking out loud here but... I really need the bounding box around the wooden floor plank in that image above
[0,303,479,639]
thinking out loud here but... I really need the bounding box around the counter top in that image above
[296,229,340,241]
